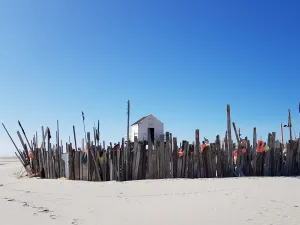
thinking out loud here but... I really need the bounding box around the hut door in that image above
[150,128,155,143]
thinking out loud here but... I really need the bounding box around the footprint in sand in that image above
[38,209,51,213]
[50,215,58,220]
[23,202,29,207]
[72,218,84,224]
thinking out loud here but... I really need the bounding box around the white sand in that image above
[1,157,300,225]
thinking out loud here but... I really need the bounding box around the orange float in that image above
[28,151,34,159]
[178,148,184,157]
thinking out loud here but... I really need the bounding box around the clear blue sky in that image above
[1,0,300,156]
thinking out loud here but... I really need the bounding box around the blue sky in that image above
[1,0,300,156]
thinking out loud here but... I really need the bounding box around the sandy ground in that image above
[1,157,300,225]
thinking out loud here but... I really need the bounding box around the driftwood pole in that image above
[232,122,241,175]
[226,105,233,175]
[125,100,130,180]
[2,123,31,174]
[57,120,60,150]
[288,109,292,141]
[73,126,78,151]
[252,127,257,175]
[18,121,33,153]
[280,123,284,147]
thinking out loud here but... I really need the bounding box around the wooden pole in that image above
[232,122,241,174]
[288,109,292,141]
[57,120,59,149]
[252,127,257,176]
[73,126,78,151]
[280,123,284,147]
[226,104,233,175]
[126,100,130,180]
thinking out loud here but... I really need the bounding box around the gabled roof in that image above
[131,116,147,126]
[131,114,161,126]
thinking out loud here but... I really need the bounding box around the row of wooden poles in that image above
[28,128,300,181]
[2,105,300,181]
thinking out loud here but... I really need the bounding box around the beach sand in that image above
[1,157,299,225]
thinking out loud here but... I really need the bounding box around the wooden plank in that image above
[159,134,165,179]
[74,151,81,180]
[91,146,99,181]
[232,122,241,175]
[226,105,233,175]
[132,136,138,180]
[177,142,183,178]
[199,140,205,178]
[216,135,222,177]
[17,131,29,159]
[116,145,120,181]
[252,127,257,176]
[119,138,124,181]
[286,140,297,176]
[194,130,200,178]
[51,146,56,179]
[188,144,194,178]
[124,140,129,181]
[152,138,157,179]
[46,135,51,179]
[269,132,276,176]
[79,150,83,180]
[207,145,214,178]
[156,140,160,179]
[49,146,53,179]
[288,109,293,140]
[169,133,173,178]
[183,141,189,178]
[43,149,48,179]
[173,137,178,178]
[56,121,60,177]
[110,148,114,181]
[244,138,251,176]
[165,132,170,178]
[264,133,271,176]
[37,148,42,174]
[60,157,65,178]
[296,139,300,176]
[102,149,107,181]
[147,128,153,179]
[68,144,75,180]
[53,146,58,178]
[87,132,93,181]
[133,140,141,180]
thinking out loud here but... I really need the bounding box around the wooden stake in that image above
[288,109,292,141]
[280,123,284,147]
[73,126,78,151]
[226,105,233,175]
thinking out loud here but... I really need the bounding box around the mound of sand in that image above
[1,157,299,225]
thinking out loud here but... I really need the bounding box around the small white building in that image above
[130,114,164,142]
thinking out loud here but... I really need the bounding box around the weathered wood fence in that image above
[30,129,300,181]
[4,104,300,181]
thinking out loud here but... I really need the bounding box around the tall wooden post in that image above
[280,123,284,147]
[252,127,257,176]
[232,122,240,174]
[194,129,200,178]
[288,109,292,141]
[226,105,233,175]
[126,100,130,180]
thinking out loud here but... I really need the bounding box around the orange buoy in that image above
[178,148,184,157]
[28,151,34,159]
[256,140,264,153]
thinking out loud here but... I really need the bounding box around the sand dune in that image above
[1,157,300,225]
